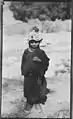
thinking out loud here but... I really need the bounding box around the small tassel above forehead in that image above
[31,36,33,38]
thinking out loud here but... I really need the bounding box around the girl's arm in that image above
[21,52,26,75]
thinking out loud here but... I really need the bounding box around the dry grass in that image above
[47,109,70,118]
[55,59,70,76]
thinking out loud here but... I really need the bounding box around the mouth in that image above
[32,45,37,47]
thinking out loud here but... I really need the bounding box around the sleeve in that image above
[21,53,25,75]
[21,51,26,75]
[33,50,50,76]
[41,50,50,71]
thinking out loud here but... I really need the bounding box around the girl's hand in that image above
[33,56,41,62]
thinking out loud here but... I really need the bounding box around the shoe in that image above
[24,102,33,112]
[34,104,43,113]
[24,109,31,113]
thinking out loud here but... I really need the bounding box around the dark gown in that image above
[21,48,50,105]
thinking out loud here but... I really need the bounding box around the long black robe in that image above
[21,48,50,104]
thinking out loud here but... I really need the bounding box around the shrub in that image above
[9,2,72,22]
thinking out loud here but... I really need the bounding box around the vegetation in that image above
[9,2,72,22]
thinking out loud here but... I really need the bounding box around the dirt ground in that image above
[1,75,70,118]
[1,31,71,118]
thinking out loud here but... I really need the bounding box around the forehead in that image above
[31,42,39,44]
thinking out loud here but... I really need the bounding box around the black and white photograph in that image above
[1,1,72,118]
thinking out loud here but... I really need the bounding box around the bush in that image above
[9,2,72,22]
[41,19,71,33]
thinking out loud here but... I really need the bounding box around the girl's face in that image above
[29,40,40,49]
